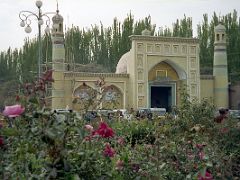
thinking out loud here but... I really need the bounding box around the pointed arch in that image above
[72,83,97,111]
[102,84,123,109]
[148,60,187,80]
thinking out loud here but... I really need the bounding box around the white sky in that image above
[0,0,239,51]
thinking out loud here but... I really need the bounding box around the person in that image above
[67,64,70,71]
[136,111,141,120]
[130,108,134,114]
[147,111,153,121]
[107,112,113,121]
[118,110,124,121]
[127,108,134,121]
[214,108,228,123]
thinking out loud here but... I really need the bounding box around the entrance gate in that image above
[149,83,176,112]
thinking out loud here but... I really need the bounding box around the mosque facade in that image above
[49,11,229,112]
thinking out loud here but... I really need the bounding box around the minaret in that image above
[213,24,229,108]
[51,7,65,109]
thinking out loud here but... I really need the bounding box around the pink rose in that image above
[187,152,195,159]
[198,151,205,160]
[3,104,25,118]
[116,160,124,170]
[85,124,93,132]
[196,143,206,150]
[117,137,125,145]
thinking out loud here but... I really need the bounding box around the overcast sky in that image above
[0,0,239,51]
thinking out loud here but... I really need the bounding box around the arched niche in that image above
[148,60,187,81]
[72,83,97,111]
[148,61,179,81]
[102,85,123,109]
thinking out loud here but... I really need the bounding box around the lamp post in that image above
[19,0,54,79]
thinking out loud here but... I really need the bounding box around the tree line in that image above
[0,10,239,84]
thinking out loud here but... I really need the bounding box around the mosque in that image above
[49,10,231,112]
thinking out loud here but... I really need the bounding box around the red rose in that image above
[220,128,229,134]
[41,69,54,82]
[15,95,20,101]
[198,171,213,180]
[92,122,114,138]
[0,137,4,147]
[103,143,115,157]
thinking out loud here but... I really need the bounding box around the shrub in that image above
[1,83,239,179]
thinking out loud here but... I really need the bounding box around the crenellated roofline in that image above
[130,35,199,44]
[64,72,129,78]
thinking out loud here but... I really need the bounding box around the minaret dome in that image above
[52,10,64,34]
[214,24,226,44]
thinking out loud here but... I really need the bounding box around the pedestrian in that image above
[214,108,228,123]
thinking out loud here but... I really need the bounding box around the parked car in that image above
[112,109,131,120]
[229,110,240,120]
[150,108,166,119]
[136,108,152,120]
[83,110,99,121]
[97,109,111,118]
[52,109,73,114]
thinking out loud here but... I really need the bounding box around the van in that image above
[229,110,240,120]
[52,109,73,114]
[136,108,152,119]
[112,109,131,120]
[150,108,166,119]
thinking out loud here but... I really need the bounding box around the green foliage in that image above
[1,89,240,179]
[0,10,240,86]
[198,10,240,82]
[0,80,19,110]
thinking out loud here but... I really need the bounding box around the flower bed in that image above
[0,81,239,179]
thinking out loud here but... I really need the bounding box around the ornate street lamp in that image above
[19,0,55,78]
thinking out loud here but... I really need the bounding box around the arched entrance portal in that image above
[148,61,180,112]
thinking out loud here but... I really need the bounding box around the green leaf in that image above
[200,167,206,177]
[29,97,39,104]
[45,129,57,139]
[1,128,19,136]
[206,161,213,167]
[160,163,166,169]
[72,174,80,180]
[186,174,191,179]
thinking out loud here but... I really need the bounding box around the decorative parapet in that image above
[64,72,129,78]
[130,35,199,44]
[200,75,214,80]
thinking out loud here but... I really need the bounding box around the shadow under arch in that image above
[148,59,187,80]
[72,82,95,95]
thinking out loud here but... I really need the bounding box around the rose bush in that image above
[0,87,239,179]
